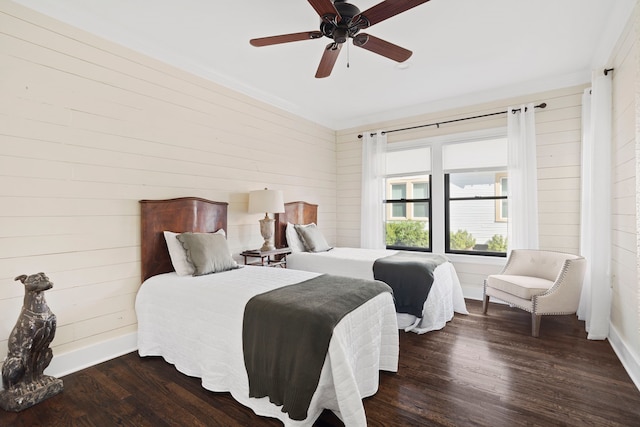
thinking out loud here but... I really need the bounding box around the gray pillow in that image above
[176,232,239,276]
[294,223,332,252]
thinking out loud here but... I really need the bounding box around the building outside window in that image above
[495,173,508,222]
[389,182,407,219]
[387,179,430,220]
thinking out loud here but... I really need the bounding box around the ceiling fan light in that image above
[333,28,348,44]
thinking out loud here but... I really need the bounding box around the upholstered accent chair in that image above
[483,249,586,337]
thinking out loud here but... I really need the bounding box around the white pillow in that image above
[294,223,332,252]
[286,222,307,252]
[176,232,239,276]
[164,229,226,276]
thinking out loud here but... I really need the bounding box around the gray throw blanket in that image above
[242,274,392,421]
[373,252,448,317]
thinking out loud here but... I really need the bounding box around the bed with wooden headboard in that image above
[275,201,469,334]
[135,197,399,426]
[140,197,228,282]
[274,201,317,249]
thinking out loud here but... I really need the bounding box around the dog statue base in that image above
[0,273,63,412]
[0,375,64,412]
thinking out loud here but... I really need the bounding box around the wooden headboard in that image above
[274,201,318,249]
[139,197,228,282]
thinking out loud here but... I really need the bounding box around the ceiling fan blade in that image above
[357,0,431,27]
[353,34,412,62]
[250,31,323,47]
[308,0,342,22]
[315,43,342,78]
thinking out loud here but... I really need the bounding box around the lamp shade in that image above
[248,189,285,214]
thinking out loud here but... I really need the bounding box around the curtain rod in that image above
[357,102,547,139]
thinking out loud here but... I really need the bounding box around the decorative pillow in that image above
[286,222,307,252]
[294,223,332,253]
[176,232,239,276]
[164,229,226,276]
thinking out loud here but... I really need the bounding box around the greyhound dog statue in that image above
[0,273,63,412]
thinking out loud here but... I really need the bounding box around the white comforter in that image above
[136,266,399,426]
[287,248,469,333]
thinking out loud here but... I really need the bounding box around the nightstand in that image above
[240,247,291,268]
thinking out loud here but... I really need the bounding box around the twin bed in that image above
[135,197,467,426]
[135,197,399,426]
[275,201,468,334]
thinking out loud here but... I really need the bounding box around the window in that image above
[445,172,508,255]
[443,138,508,256]
[384,177,431,250]
[380,130,508,257]
[384,146,431,251]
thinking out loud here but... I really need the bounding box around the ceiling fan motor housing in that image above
[320,1,364,43]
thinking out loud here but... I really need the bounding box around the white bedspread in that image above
[135,266,399,426]
[287,248,469,333]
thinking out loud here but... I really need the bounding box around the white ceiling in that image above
[11,0,636,129]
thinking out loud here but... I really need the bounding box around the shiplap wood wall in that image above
[0,3,336,358]
[336,85,587,297]
[610,1,639,373]
[2,0,638,384]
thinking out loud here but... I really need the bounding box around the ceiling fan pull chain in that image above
[347,40,350,68]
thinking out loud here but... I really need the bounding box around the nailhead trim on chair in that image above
[532,258,577,315]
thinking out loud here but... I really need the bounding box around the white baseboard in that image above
[44,332,138,379]
[608,324,640,392]
[461,284,484,301]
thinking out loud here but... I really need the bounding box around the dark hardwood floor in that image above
[2,300,639,426]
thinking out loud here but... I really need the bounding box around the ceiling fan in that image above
[250,0,431,78]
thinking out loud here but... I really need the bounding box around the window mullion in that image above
[431,141,445,254]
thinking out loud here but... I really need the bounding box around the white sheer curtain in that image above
[360,131,387,249]
[577,71,612,340]
[507,103,539,250]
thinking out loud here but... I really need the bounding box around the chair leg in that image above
[482,294,489,314]
[532,313,541,337]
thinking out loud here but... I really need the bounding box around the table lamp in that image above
[248,188,285,251]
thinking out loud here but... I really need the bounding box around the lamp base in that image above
[259,217,276,252]
[260,242,276,252]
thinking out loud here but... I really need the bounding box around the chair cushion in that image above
[487,274,554,300]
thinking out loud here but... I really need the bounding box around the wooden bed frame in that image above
[274,201,318,249]
[139,197,228,282]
